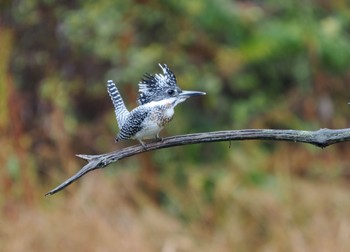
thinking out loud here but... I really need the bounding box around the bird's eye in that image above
[167,89,175,95]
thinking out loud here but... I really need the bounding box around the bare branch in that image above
[45,128,350,195]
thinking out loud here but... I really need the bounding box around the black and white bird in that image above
[107,64,206,147]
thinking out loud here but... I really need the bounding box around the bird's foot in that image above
[155,135,163,142]
[138,140,147,149]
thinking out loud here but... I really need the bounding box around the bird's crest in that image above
[137,64,178,105]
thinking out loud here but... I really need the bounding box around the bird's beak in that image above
[179,90,206,98]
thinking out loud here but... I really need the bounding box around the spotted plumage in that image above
[107,64,206,147]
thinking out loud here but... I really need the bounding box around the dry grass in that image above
[1,161,350,252]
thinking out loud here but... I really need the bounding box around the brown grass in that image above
[1,160,350,252]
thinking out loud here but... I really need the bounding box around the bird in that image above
[107,63,206,147]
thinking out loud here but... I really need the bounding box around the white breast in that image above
[132,99,175,140]
[133,120,163,140]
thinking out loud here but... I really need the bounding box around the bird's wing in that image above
[116,106,150,141]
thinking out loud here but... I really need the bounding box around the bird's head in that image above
[137,64,205,106]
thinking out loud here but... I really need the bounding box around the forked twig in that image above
[46,128,350,195]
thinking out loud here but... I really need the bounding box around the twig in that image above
[45,128,350,195]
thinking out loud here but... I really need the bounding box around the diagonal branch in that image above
[45,128,350,195]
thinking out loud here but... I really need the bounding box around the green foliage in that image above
[2,1,350,249]
[6,0,350,191]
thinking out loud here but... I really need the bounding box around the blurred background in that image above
[1,0,350,251]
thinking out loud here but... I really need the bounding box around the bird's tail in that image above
[107,80,129,129]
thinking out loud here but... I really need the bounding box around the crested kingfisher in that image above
[107,64,206,147]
